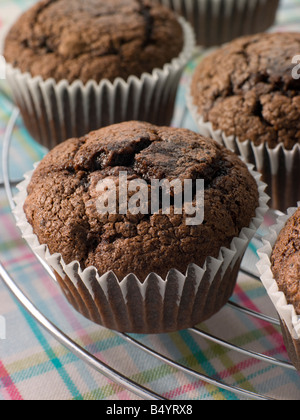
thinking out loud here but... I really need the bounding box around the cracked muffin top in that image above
[24,121,259,282]
[4,0,184,84]
[191,32,300,150]
[271,208,300,314]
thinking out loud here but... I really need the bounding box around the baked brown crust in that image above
[4,0,184,84]
[271,208,300,314]
[191,32,300,150]
[24,121,259,282]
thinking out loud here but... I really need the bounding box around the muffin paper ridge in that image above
[257,203,300,338]
[256,202,300,370]
[155,0,279,47]
[13,162,269,334]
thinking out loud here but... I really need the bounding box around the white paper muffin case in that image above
[187,94,300,213]
[257,203,300,371]
[13,162,269,334]
[155,0,280,47]
[5,17,195,151]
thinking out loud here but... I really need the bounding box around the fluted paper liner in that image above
[5,17,195,150]
[257,203,300,370]
[187,93,300,213]
[155,0,279,47]
[13,163,269,334]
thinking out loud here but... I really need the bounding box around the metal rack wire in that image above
[0,108,298,401]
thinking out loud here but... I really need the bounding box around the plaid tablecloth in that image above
[1,0,300,401]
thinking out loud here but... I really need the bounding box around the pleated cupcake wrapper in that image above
[13,163,269,334]
[187,93,300,213]
[257,203,300,370]
[5,17,195,150]
[155,0,279,47]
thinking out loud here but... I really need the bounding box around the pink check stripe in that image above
[0,361,23,400]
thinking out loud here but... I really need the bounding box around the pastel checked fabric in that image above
[1,0,300,401]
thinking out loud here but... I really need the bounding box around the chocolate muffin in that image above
[271,208,300,314]
[257,205,300,369]
[23,121,259,282]
[4,0,184,84]
[190,32,300,212]
[191,32,300,149]
[4,0,194,150]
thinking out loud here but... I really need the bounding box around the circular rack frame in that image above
[0,108,297,401]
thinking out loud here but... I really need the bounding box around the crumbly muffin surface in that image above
[271,208,300,314]
[191,32,300,150]
[4,0,184,83]
[24,121,259,281]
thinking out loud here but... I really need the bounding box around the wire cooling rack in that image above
[1,108,300,401]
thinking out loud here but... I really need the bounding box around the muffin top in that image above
[271,208,300,314]
[191,32,300,150]
[24,121,259,282]
[4,0,184,84]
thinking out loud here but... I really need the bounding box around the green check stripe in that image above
[16,301,83,400]
[172,330,238,400]
[0,240,25,253]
